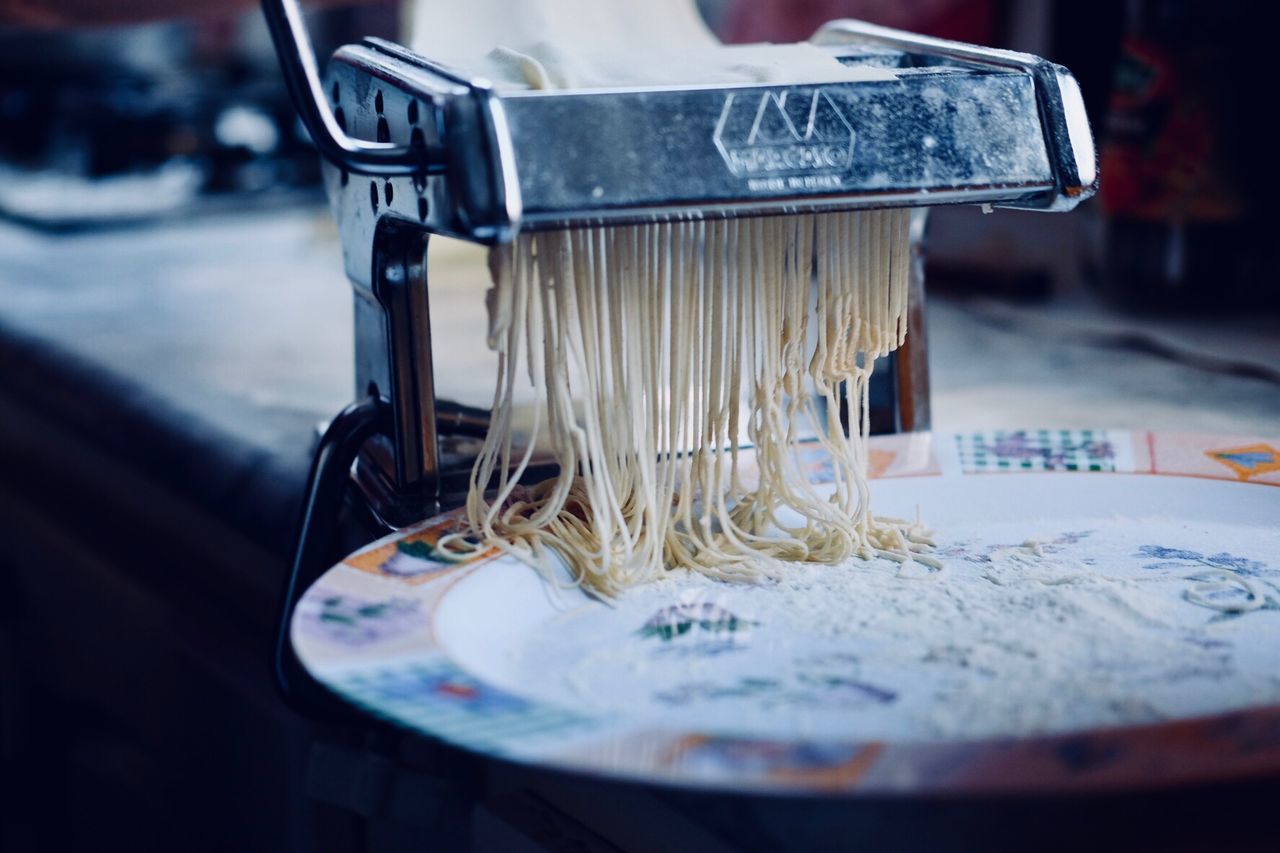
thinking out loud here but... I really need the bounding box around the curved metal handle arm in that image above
[261,0,436,175]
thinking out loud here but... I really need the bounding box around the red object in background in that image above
[1093,1,1264,312]
[719,0,997,46]
[1100,31,1239,222]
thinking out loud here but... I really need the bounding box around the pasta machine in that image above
[261,0,1096,706]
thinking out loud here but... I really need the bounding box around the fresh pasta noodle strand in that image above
[441,209,930,595]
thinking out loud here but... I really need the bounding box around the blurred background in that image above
[1,1,1277,851]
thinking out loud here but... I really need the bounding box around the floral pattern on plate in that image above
[296,588,421,647]
[344,515,493,584]
[956,429,1127,473]
[662,735,883,789]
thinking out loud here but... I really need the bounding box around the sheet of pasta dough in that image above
[405,0,894,90]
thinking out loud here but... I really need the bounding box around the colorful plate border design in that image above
[291,430,1280,796]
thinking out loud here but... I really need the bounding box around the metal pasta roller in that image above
[261,0,1096,703]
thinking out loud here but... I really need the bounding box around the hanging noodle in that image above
[438,210,939,596]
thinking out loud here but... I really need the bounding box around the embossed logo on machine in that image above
[713,89,855,191]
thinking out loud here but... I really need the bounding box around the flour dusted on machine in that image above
[406,0,894,90]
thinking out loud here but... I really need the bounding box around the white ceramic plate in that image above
[292,429,1280,794]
